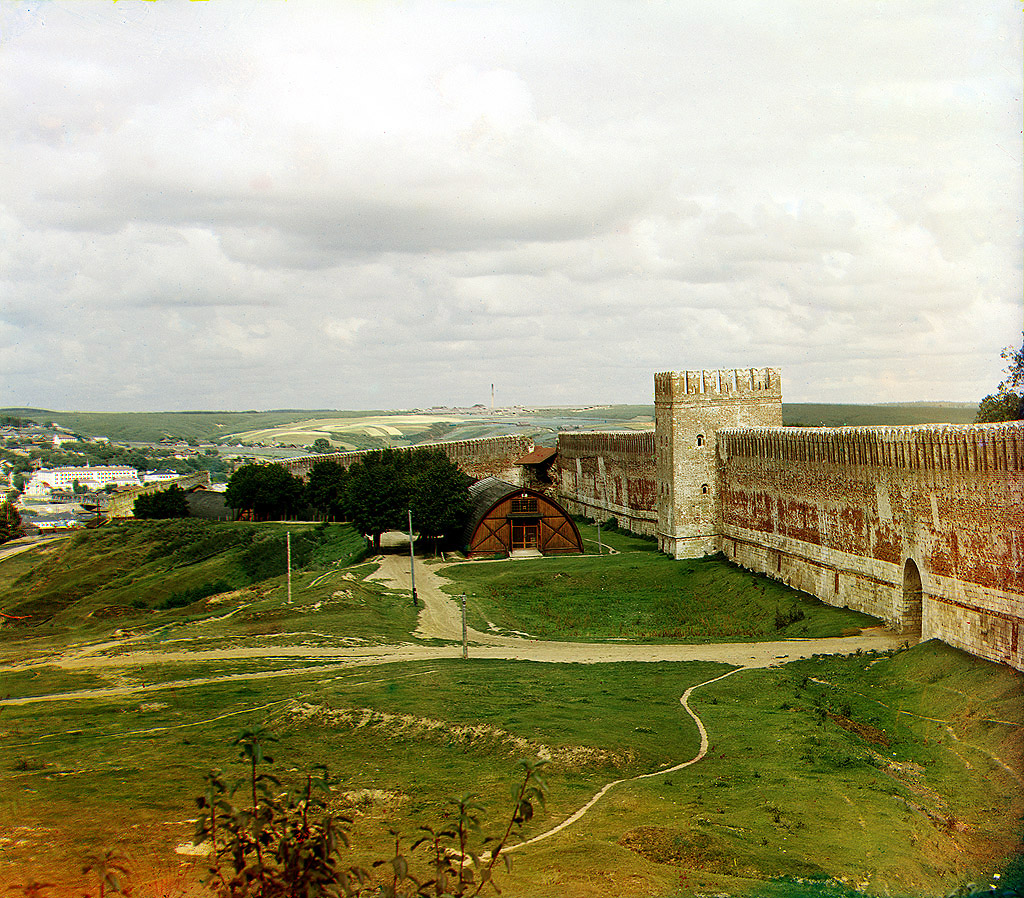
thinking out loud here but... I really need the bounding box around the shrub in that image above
[195,728,548,897]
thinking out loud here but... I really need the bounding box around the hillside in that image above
[0,520,370,633]
[782,402,977,427]
[0,521,1020,896]
[1,401,980,447]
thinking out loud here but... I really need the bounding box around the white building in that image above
[24,466,141,497]
[142,471,184,483]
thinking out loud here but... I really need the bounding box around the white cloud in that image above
[0,0,1019,410]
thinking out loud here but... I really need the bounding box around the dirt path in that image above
[375,552,906,660]
[504,666,744,854]
[0,534,68,564]
[0,553,905,698]
[0,550,912,869]
[371,554,527,645]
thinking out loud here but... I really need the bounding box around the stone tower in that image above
[655,368,782,558]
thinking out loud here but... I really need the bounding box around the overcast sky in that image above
[1,1,1020,411]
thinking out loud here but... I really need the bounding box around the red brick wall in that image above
[718,423,1024,671]
[282,435,534,482]
[555,431,657,535]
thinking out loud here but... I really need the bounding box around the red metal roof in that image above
[515,446,557,465]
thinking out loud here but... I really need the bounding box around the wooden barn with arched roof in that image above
[463,477,584,559]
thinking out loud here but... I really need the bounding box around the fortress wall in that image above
[107,471,212,518]
[718,423,1024,671]
[555,431,657,534]
[281,435,534,483]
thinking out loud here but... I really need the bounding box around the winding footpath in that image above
[504,666,746,853]
[0,550,907,846]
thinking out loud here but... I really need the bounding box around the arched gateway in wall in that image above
[463,478,583,559]
[902,558,924,636]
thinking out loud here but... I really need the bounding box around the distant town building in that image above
[24,466,141,497]
[142,472,185,483]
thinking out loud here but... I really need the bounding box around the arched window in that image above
[701,484,709,495]
[696,434,705,448]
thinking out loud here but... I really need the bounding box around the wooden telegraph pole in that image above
[408,508,417,606]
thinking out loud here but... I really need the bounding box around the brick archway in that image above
[902,558,923,636]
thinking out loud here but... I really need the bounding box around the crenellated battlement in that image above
[557,430,655,457]
[545,366,1023,672]
[655,368,781,403]
[717,422,1024,474]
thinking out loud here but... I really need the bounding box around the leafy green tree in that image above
[225,464,307,522]
[311,438,332,453]
[344,450,409,551]
[306,460,349,522]
[407,449,470,548]
[0,502,24,545]
[134,484,190,519]
[977,336,1024,422]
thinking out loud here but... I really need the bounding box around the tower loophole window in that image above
[701,484,709,495]
[696,434,705,447]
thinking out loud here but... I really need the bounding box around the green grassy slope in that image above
[783,403,977,427]
[443,532,879,642]
[0,520,370,636]
[0,522,1020,896]
[0,646,1019,897]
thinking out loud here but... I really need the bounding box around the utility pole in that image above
[461,594,468,660]
[286,530,292,604]
[408,508,417,606]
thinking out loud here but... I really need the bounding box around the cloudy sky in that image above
[1,1,1020,411]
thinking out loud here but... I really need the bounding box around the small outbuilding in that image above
[463,477,584,558]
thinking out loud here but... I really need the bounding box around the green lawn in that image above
[443,538,879,642]
[0,645,1020,897]
[1,519,1020,897]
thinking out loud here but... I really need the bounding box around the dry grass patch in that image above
[288,702,636,772]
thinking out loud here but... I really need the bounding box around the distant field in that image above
[0,408,377,443]
[782,403,977,427]
[232,413,474,450]
[1,401,980,445]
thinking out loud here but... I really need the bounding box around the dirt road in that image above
[0,553,906,703]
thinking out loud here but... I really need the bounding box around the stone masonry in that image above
[554,431,657,535]
[654,369,782,558]
[282,435,534,484]
[717,423,1024,671]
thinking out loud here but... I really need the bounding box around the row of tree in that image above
[223,449,471,550]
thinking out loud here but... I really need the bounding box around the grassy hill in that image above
[783,402,977,427]
[1,402,979,446]
[447,522,878,641]
[0,520,370,635]
[0,522,1020,896]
